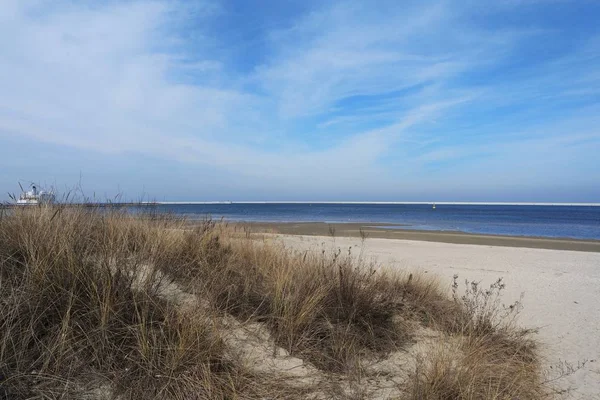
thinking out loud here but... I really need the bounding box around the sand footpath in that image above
[272,234,600,399]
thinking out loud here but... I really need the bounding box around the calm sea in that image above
[146,203,600,240]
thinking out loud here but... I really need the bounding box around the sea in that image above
[144,203,600,241]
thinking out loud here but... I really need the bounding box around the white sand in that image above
[275,234,600,399]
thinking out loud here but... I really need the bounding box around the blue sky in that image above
[1,0,599,202]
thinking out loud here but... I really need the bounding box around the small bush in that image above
[408,333,544,400]
[405,276,543,399]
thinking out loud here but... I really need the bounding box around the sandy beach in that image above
[257,224,600,399]
[248,222,600,252]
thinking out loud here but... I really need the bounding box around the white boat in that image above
[17,184,56,205]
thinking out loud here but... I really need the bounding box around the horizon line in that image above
[149,201,600,206]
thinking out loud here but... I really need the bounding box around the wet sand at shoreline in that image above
[243,222,600,252]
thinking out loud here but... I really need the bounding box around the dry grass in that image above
[201,240,414,372]
[405,278,543,400]
[0,207,247,399]
[0,206,547,399]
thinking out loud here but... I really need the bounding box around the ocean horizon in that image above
[153,201,600,206]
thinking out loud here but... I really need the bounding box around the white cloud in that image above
[0,1,468,167]
[0,1,252,149]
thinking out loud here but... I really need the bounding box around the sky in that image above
[1,0,599,202]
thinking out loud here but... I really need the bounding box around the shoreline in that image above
[244,221,600,252]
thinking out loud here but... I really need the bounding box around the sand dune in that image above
[274,234,600,399]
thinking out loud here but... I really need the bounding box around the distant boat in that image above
[16,184,56,206]
[432,203,436,210]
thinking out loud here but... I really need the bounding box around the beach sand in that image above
[252,224,600,399]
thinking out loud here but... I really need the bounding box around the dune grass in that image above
[0,207,248,399]
[0,206,546,399]
[407,277,542,399]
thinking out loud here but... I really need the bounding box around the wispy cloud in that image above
[0,0,599,200]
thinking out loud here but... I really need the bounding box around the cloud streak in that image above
[0,0,599,200]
